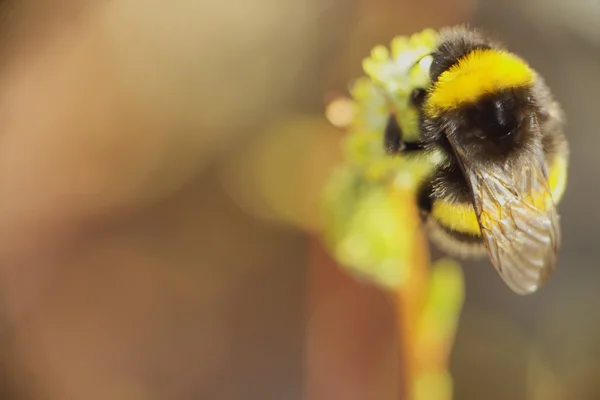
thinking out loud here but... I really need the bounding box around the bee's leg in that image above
[416,179,433,223]
[402,141,428,153]
[384,114,405,155]
[385,87,429,155]
[384,114,428,155]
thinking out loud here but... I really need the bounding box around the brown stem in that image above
[306,237,399,400]
[392,189,431,400]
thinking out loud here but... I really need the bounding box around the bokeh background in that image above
[0,0,598,399]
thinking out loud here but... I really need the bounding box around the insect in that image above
[385,26,569,294]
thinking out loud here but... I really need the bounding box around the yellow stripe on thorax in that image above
[424,49,535,117]
[431,155,568,236]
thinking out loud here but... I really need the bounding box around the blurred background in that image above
[0,0,598,399]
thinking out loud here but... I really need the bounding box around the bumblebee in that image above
[386,26,569,294]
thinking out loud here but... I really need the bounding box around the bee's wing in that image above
[451,140,560,294]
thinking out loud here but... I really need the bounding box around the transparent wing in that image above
[449,139,561,294]
[464,161,560,294]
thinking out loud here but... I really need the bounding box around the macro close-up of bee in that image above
[384,26,570,295]
[2,1,600,399]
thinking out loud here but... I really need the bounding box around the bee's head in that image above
[422,48,541,164]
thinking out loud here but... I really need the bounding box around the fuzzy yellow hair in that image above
[425,49,535,117]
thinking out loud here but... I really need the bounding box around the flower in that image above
[320,28,467,400]
[320,29,441,289]
[362,28,437,142]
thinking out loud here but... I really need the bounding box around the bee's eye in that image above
[410,88,427,108]
[384,114,404,154]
